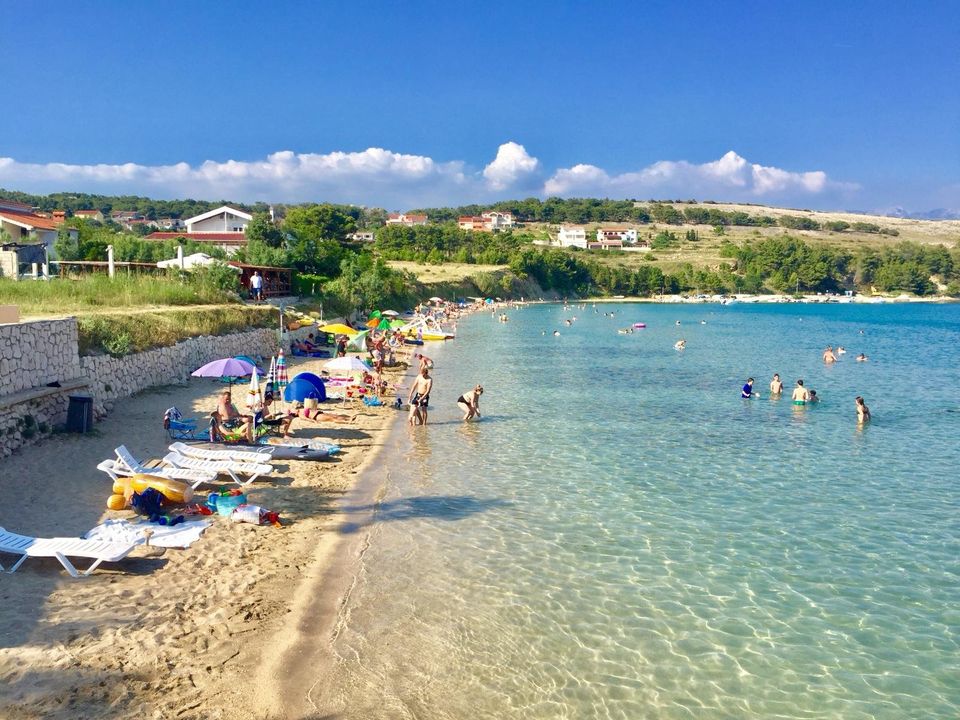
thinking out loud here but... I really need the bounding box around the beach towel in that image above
[84,518,212,549]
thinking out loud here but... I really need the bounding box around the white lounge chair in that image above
[162,452,272,487]
[111,445,217,489]
[97,458,217,490]
[168,441,274,464]
[0,526,139,578]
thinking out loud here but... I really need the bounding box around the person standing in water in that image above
[457,385,484,421]
[741,378,759,398]
[408,366,433,425]
[823,346,838,364]
[770,374,783,396]
[792,379,809,405]
[855,396,871,423]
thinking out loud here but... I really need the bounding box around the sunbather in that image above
[216,390,254,441]
[282,402,355,436]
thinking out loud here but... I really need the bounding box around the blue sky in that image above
[1,0,958,211]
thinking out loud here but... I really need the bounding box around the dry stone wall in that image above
[0,318,279,457]
[80,327,278,417]
[0,318,83,394]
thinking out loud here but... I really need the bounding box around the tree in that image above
[284,204,357,244]
[245,212,284,248]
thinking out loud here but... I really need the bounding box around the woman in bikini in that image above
[457,385,484,421]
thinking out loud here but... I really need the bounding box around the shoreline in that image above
[251,365,414,719]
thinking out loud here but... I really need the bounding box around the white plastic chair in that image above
[168,441,275,464]
[112,446,217,489]
[162,452,272,487]
[0,526,139,578]
[97,458,217,490]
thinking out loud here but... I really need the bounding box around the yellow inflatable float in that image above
[107,473,194,510]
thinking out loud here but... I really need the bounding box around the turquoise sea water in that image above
[323,303,960,719]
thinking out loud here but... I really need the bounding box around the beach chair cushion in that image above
[0,526,139,578]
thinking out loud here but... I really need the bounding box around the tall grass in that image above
[77,306,278,356]
[0,273,237,315]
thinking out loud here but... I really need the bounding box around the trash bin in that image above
[66,394,94,433]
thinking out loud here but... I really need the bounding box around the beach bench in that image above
[0,526,139,578]
[162,452,273,487]
[168,441,275,464]
[97,458,217,490]
[111,445,217,489]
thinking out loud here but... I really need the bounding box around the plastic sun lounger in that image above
[162,452,272,487]
[97,458,217,490]
[113,446,217,489]
[0,526,139,578]
[168,442,275,465]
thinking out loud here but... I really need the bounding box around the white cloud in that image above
[482,141,540,191]
[544,151,854,201]
[0,145,855,208]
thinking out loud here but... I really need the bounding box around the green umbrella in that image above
[347,329,369,351]
[368,310,382,320]
[377,317,391,330]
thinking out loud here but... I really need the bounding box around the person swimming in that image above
[837,346,847,355]
[808,389,820,403]
[674,339,686,351]
[856,353,868,362]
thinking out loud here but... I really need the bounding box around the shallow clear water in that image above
[324,303,960,719]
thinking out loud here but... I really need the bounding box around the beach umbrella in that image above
[275,351,289,394]
[381,310,400,317]
[318,322,357,336]
[246,362,263,412]
[265,354,277,391]
[192,357,257,379]
[388,318,406,329]
[366,317,381,328]
[368,310,382,320]
[347,329,369,351]
[429,296,443,303]
[323,356,372,374]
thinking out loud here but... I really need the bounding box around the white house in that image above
[386,213,428,226]
[596,228,637,244]
[145,205,251,254]
[481,211,514,231]
[184,206,252,233]
[557,226,587,248]
[348,231,376,242]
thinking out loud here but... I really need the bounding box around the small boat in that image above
[632,322,647,329]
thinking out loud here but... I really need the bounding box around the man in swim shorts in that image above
[770,374,783,395]
[792,379,809,405]
[408,366,433,425]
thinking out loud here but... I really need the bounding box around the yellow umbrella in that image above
[317,323,357,336]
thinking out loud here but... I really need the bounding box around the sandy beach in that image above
[0,352,409,719]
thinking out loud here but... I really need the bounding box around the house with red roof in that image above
[0,199,72,254]
[386,213,428,226]
[144,205,252,254]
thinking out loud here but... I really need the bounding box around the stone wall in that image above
[0,318,87,457]
[80,327,278,417]
[0,318,83,394]
[0,319,280,457]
